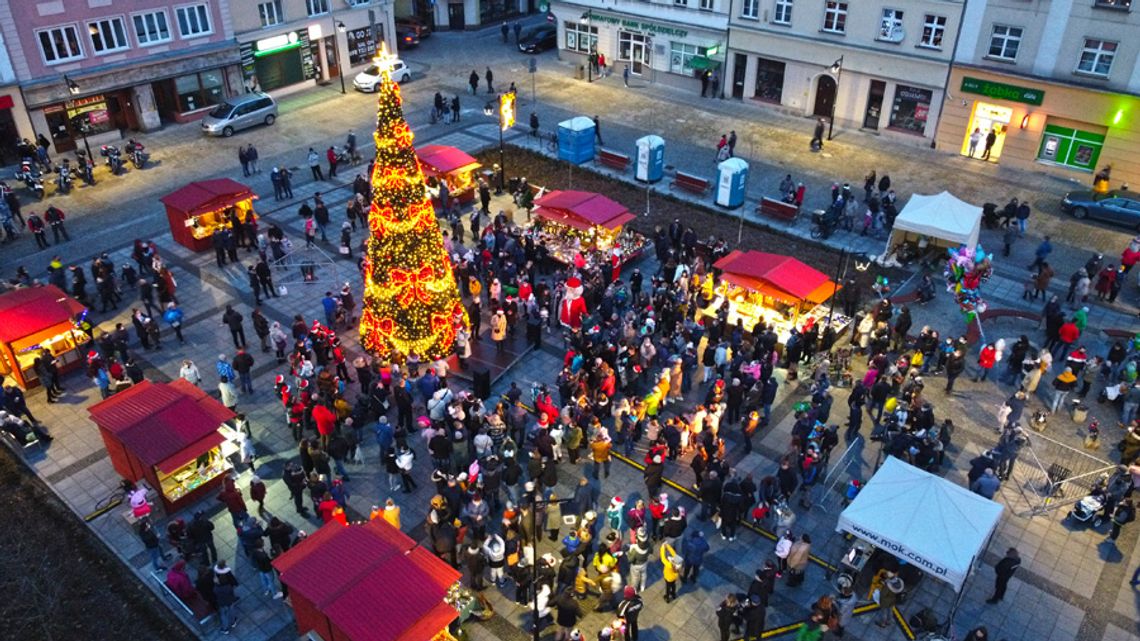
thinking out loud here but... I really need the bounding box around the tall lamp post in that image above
[485,91,515,194]
[63,75,93,159]
[331,20,348,94]
[827,56,843,140]
[580,10,593,83]
[528,488,575,641]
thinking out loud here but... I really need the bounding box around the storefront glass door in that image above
[961,102,1011,162]
[619,32,650,75]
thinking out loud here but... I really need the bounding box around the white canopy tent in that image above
[836,457,1004,593]
[885,191,982,254]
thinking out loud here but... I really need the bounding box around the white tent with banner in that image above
[836,456,1004,593]
[884,191,982,255]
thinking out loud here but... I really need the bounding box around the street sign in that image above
[529,59,537,74]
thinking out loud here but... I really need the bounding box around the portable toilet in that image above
[716,157,748,208]
[558,116,596,164]
[635,135,665,183]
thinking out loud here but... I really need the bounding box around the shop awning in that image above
[88,380,235,470]
[0,285,86,344]
[416,145,481,177]
[160,179,255,218]
[533,190,634,230]
[715,250,838,303]
[689,56,721,71]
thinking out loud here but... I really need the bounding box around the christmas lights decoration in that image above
[359,47,468,359]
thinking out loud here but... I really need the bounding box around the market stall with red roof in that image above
[530,190,648,267]
[89,379,239,512]
[273,518,462,641]
[706,250,842,338]
[417,144,481,205]
[0,285,88,389]
[160,178,257,252]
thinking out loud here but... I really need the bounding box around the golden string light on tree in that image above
[358,45,468,359]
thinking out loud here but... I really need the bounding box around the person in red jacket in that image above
[974,343,998,382]
[1056,321,1081,360]
[312,399,336,447]
[216,477,248,527]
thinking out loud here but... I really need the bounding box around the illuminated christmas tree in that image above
[359,48,468,359]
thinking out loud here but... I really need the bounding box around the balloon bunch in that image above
[944,244,994,323]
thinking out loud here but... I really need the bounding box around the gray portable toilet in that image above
[635,135,665,183]
[716,157,749,208]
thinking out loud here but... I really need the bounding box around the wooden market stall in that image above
[160,179,257,252]
[0,285,88,389]
[708,250,841,339]
[417,145,481,205]
[273,518,462,641]
[89,379,238,513]
[531,190,649,267]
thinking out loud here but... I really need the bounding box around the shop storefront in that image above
[936,67,1140,186]
[0,285,87,390]
[240,29,317,93]
[0,90,34,164]
[888,85,933,136]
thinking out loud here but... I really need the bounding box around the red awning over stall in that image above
[715,250,840,304]
[160,179,255,218]
[534,190,636,230]
[416,145,481,177]
[0,285,86,343]
[274,519,461,641]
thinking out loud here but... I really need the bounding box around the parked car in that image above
[518,24,557,53]
[353,59,412,92]
[1061,189,1140,230]
[201,93,277,137]
[395,17,431,39]
[397,28,420,49]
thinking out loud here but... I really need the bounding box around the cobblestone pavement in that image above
[1,25,1137,641]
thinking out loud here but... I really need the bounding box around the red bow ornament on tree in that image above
[390,265,435,305]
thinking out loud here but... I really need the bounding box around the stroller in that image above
[1066,473,1108,525]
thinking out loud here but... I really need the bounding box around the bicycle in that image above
[539,130,559,153]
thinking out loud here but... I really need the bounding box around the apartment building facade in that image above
[0,31,34,164]
[231,0,395,94]
[936,0,1140,186]
[549,0,730,93]
[0,0,242,152]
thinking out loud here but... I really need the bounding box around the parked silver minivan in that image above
[201,93,278,137]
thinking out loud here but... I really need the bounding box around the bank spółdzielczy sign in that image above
[960,77,1044,106]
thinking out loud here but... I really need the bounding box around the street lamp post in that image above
[485,91,515,194]
[827,56,843,141]
[528,488,575,641]
[63,76,93,159]
[333,20,348,94]
[827,250,869,327]
[580,11,593,83]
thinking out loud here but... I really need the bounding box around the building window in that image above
[878,9,904,42]
[674,0,688,6]
[741,0,760,18]
[1077,39,1116,77]
[1093,0,1130,9]
[176,4,213,38]
[700,0,715,10]
[754,57,785,103]
[987,25,1022,61]
[1037,121,1106,170]
[773,0,793,24]
[37,25,84,64]
[563,22,597,54]
[920,15,945,48]
[259,1,284,27]
[133,11,171,45]
[88,17,130,54]
[175,70,226,112]
[669,42,709,75]
[822,1,847,33]
[306,0,330,16]
[888,85,933,134]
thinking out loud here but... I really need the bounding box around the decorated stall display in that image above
[0,285,88,389]
[559,276,589,330]
[530,190,649,268]
[708,250,842,339]
[273,517,462,641]
[89,380,239,512]
[359,48,469,360]
[417,145,481,206]
[944,244,993,324]
[160,179,258,252]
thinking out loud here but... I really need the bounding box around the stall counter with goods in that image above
[0,285,88,389]
[161,178,258,253]
[530,190,649,268]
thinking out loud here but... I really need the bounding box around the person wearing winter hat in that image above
[617,586,644,640]
[660,542,681,602]
[626,529,651,592]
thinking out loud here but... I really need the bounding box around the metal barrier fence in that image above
[1011,430,1116,517]
[813,436,866,513]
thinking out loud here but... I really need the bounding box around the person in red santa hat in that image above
[560,276,588,330]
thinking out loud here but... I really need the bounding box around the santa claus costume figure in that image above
[559,276,588,330]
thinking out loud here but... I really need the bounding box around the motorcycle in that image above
[75,150,96,186]
[14,160,45,199]
[55,160,72,194]
[100,144,124,175]
[125,139,149,169]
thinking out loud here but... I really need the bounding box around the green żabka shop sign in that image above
[591,14,688,38]
[960,77,1044,106]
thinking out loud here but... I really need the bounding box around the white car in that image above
[353,60,411,92]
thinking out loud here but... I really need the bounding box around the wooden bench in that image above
[757,196,798,222]
[1104,328,1134,340]
[888,291,922,305]
[965,308,1042,344]
[596,148,630,172]
[670,171,710,195]
[150,570,215,627]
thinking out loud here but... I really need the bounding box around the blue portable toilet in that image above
[635,135,665,183]
[558,116,595,165]
[716,157,748,208]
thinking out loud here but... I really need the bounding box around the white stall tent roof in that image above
[835,456,1004,592]
[890,191,982,249]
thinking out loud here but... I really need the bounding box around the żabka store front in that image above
[936,66,1140,187]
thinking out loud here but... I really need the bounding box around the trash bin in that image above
[1072,402,1088,423]
[576,65,585,80]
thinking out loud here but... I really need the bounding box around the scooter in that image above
[14,160,45,199]
[55,160,72,194]
[125,139,149,169]
[100,144,124,175]
[75,149,96,186]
